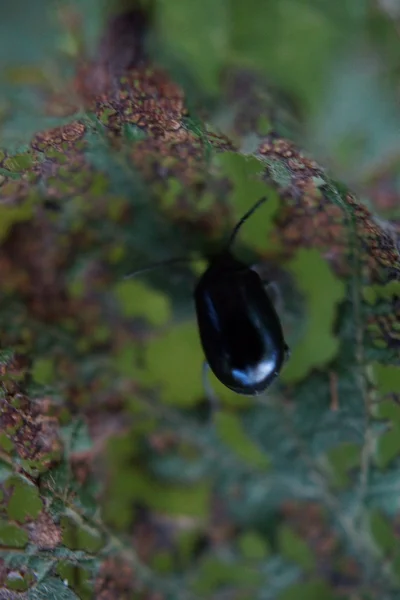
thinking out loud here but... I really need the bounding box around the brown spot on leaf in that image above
[0,214,69,321]
[27,511,61,550]
[0,356,62,470]
[95,558,135,600]
[61,121,86,143]
[31,121,86,152]
[0,397,62,466]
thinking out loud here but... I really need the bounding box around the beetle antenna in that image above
[226,196,268,250]
[124,257,192,279]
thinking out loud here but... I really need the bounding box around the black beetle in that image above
[195,196,289,395]
[126,196,289,396]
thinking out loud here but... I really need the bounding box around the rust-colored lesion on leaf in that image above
[26,510,61,550]
[0,355,62,469]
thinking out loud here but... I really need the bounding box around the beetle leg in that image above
[202,361,220,419]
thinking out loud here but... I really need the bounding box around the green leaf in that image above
[128,472,211,519]
[114,279,171,326]
[363,281,400,305]
[230,0,343,109]
[56,562,93,600]
[61,512,103,554]
[373,363,400,395]
[105,432,211,527]
[0,519,28,548]
[3,152,33,172]
[215,412,271,469]
[6,475,43,522]
[278,580,336,600]
[373,400,400,427]
[282,249,346,383]
[238,531,270,560]
[140,321,204,406]
[31,358,55,385]
[278,525,315,572]
[151,550,174,574]
[376,428,400,469]
[369,509,399,555]
[327,442,361,488]
[192,556,262,594]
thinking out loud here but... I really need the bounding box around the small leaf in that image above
[327,442,361,488]
[3,152,33,172]
[278,525,315,572]
[376,428,400,469]
[373,363,400,395]
[162,177,183,208]
[373,400,400,427]
[0,519,28,547]
[151,550,174,574]
[31,358,55,385]
[369,509,399,555]
[6,475,43,521]
[238,531,270,560]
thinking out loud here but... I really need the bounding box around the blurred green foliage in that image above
[0,0,399,599]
